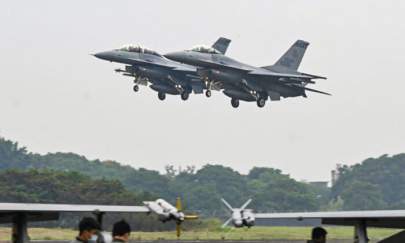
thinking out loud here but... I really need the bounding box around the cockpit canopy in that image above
[190,45,221,54]
[118,44,162,57]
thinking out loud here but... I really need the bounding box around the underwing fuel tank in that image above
[197,68,241,85]
[223,89,256,101]
[138,66,168,80]
[150,84,180,95]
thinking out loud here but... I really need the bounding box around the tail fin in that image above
[240,198,252,210]
[274,40,309,71]
[221,198,234,212]
[212,37,231,54]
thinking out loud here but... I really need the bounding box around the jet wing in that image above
[127,58,195,73]
[127,58,174,69]
[0,203,150,213]
[255,210,405,228]
[195,59,315,79]
[0,203,150,224]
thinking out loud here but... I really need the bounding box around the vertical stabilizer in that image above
[212,37,231,54]
[240,199,252,210]
[221,198,234,211]
[273,40,309,71]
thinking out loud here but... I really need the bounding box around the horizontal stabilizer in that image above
[304,87,331,96]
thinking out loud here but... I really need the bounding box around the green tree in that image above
[341,180,386,210]
[332,154,405,209]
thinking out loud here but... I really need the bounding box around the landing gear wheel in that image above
[133,85,139,92]
[158,92,166,101]
[231,98,239,108]
[257,98,266,108]
[205,90,212,98]
[181,92,189,101]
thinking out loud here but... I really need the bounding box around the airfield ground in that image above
[0,227,400,241]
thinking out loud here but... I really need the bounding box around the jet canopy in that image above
[190,45,221,54]
[118,44,162,57]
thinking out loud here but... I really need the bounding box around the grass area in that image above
[0,227,400,241]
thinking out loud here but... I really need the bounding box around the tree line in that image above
[1,136,405,218]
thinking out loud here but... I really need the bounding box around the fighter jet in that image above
[221,198,405,243]
[164,39,329,108]
[93,38,231,101]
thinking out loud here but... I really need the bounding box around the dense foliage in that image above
[331,154,405,210]
[0,137,323,216]
[0,169,172,230]
[0,169,143,204]
[4,136,405,215]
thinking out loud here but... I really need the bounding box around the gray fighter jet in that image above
[93,38,231,101]
[164,39,329,108]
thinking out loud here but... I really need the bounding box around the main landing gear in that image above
[256,97,266,108]
[230,97,267,108]
[133,78,141,93]
[181,92,189,101]
[205,90,212,97]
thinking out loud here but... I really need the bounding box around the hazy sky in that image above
[1,0,404,181]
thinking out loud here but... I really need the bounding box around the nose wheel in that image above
[158,92,166,101]
[231,98,239,108]
[205,90,212,97]
[133,85,139,92]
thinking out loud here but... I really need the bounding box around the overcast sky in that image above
[1,0,404,181]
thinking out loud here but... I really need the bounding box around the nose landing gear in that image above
[158,92,166,101]
[231,98,239,108]
[133,85,139,92]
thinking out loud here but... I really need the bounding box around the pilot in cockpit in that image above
[118,45,162,57]
[190,45,220,54]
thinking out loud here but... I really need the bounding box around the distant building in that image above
[309,181,329,189]
[331,163,343,187]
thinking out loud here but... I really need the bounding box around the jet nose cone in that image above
[93,51,112,61]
